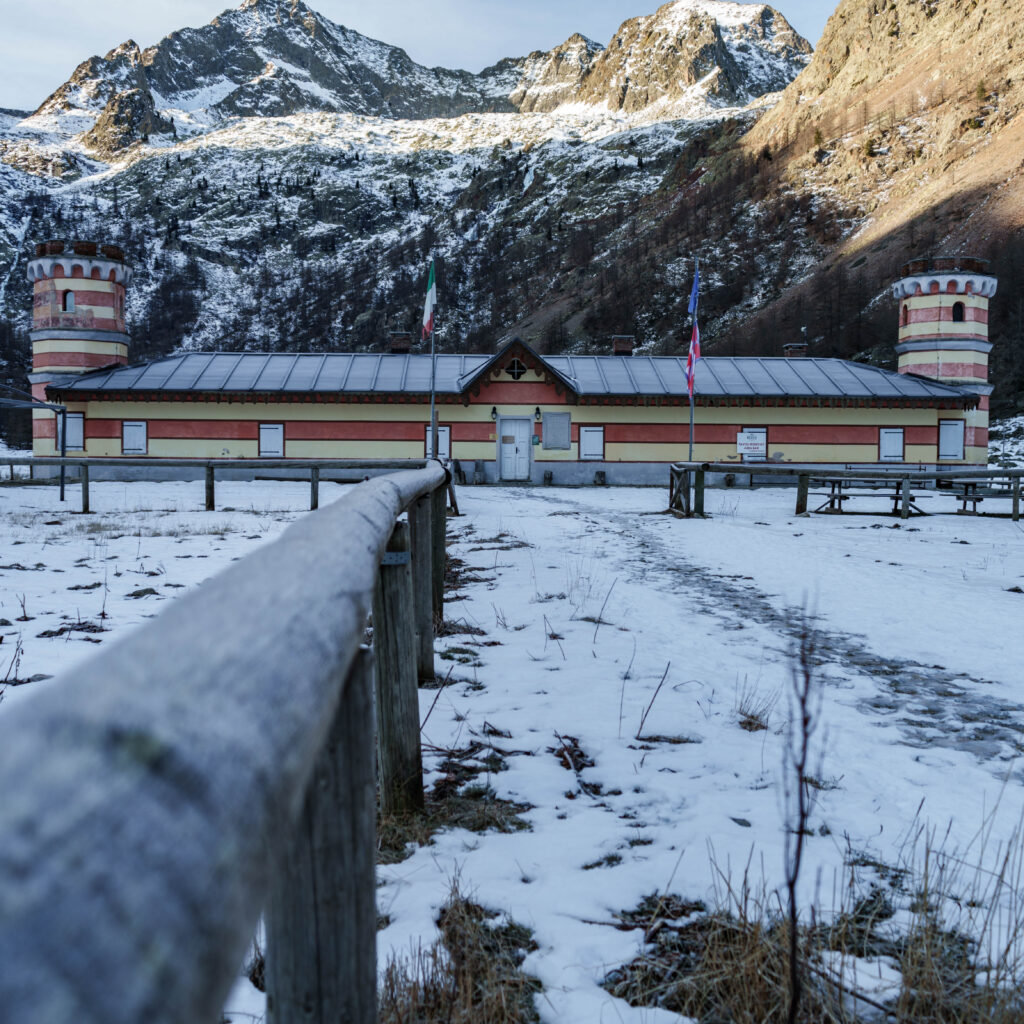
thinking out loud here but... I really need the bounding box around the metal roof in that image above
[57,352,491,395]
[55,351,970,401]
[546,356,970,399]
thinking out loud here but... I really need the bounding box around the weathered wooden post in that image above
[266,648,377,1024]
[80,464,89,514]
[796,474,809,515]
[901,476,911,520]
[205,465,215,511]
[681,469,691,516]
[430,483,446,627]
[373,521,424,814]
[408,495,436,683]
[694,468,705,517]
[310,466,320,511]
[1014,476,1021,523]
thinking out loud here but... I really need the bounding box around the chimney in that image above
[388,331,412,353]
[612,335,635,356]
[783,342,808,359]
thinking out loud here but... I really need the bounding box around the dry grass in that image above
[379,883,541,1024]
[605,845,1024,1024]
[605,901,848,1023]
[377,745,530,865]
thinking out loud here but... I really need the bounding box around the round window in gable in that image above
[505,358,527,380]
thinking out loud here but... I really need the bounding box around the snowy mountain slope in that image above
[0,0,812,398]
[4,0,810,158]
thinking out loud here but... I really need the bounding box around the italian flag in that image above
[422,261,436,339]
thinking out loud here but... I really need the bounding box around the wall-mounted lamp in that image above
[534,407,542,421]
[490,406,498,421]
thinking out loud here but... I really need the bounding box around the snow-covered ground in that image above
[3,479,1023,1022]
[991,414,1024,468]
[0,479,350,703]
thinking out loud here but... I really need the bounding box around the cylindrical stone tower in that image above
[26,240,131,454]
[892,256,996,387]
[892,256,996,465]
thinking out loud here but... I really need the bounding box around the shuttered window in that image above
[425,425,451,459]
[259,423,284,458]
[57,413,84,451]
[579,426,604,461]
[879,428,904,462]
[122,421,147,455]
[938,420,965,461]
[542,412,570,450]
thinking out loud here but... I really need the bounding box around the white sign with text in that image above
[737,430,767,457]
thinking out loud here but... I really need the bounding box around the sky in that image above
[0,0,832,113]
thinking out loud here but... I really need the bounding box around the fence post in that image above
[266,648,377,1024]
[1014,477,1021,523]
[408,495,436,683]
[682,469,691,516]
[796,474,809,515]
[310,466,320,511]
[430,484,446,627]
[80,464,90,514]
[694,469,705,517]
[373,521,424,814]
[205,465,215,511]
[901,476,911,520]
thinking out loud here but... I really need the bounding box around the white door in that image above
[425,425,451,460]
[499,419,531,480]
[880,428,904,462]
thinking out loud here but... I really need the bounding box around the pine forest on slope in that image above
[1,0,1023,447]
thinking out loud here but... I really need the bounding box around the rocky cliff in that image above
[11,0,810,156]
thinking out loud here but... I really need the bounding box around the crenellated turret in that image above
[892,257,997,465]
[892,256,996,389]
[27,239,132,455]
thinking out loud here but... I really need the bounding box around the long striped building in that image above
[27,243,995,483]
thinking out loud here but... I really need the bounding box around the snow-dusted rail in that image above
[669,462,1023,520]
[0,464,449,1024]
[2,456,436,511]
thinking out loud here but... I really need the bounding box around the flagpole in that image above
[688,257,699,462]
[430,325,438,460]
[688,387,695,462]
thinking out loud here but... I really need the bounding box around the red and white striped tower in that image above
[892,256,997,463]
[26,240,132,454]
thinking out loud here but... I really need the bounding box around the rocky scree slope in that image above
[729,0,1024,413]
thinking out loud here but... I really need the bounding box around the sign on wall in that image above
[737,430,767,458]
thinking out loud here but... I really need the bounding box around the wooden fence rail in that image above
[0,464,449,1024]
[1,457,436,513]
[669,462,1023,521]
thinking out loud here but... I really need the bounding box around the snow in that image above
[4,478,1024,1021]
[658,0,773,32]
[990,414,1024,468]
[0,478,350,708]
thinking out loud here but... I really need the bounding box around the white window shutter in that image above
[939,420,965,460]
[580,426,604,460]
